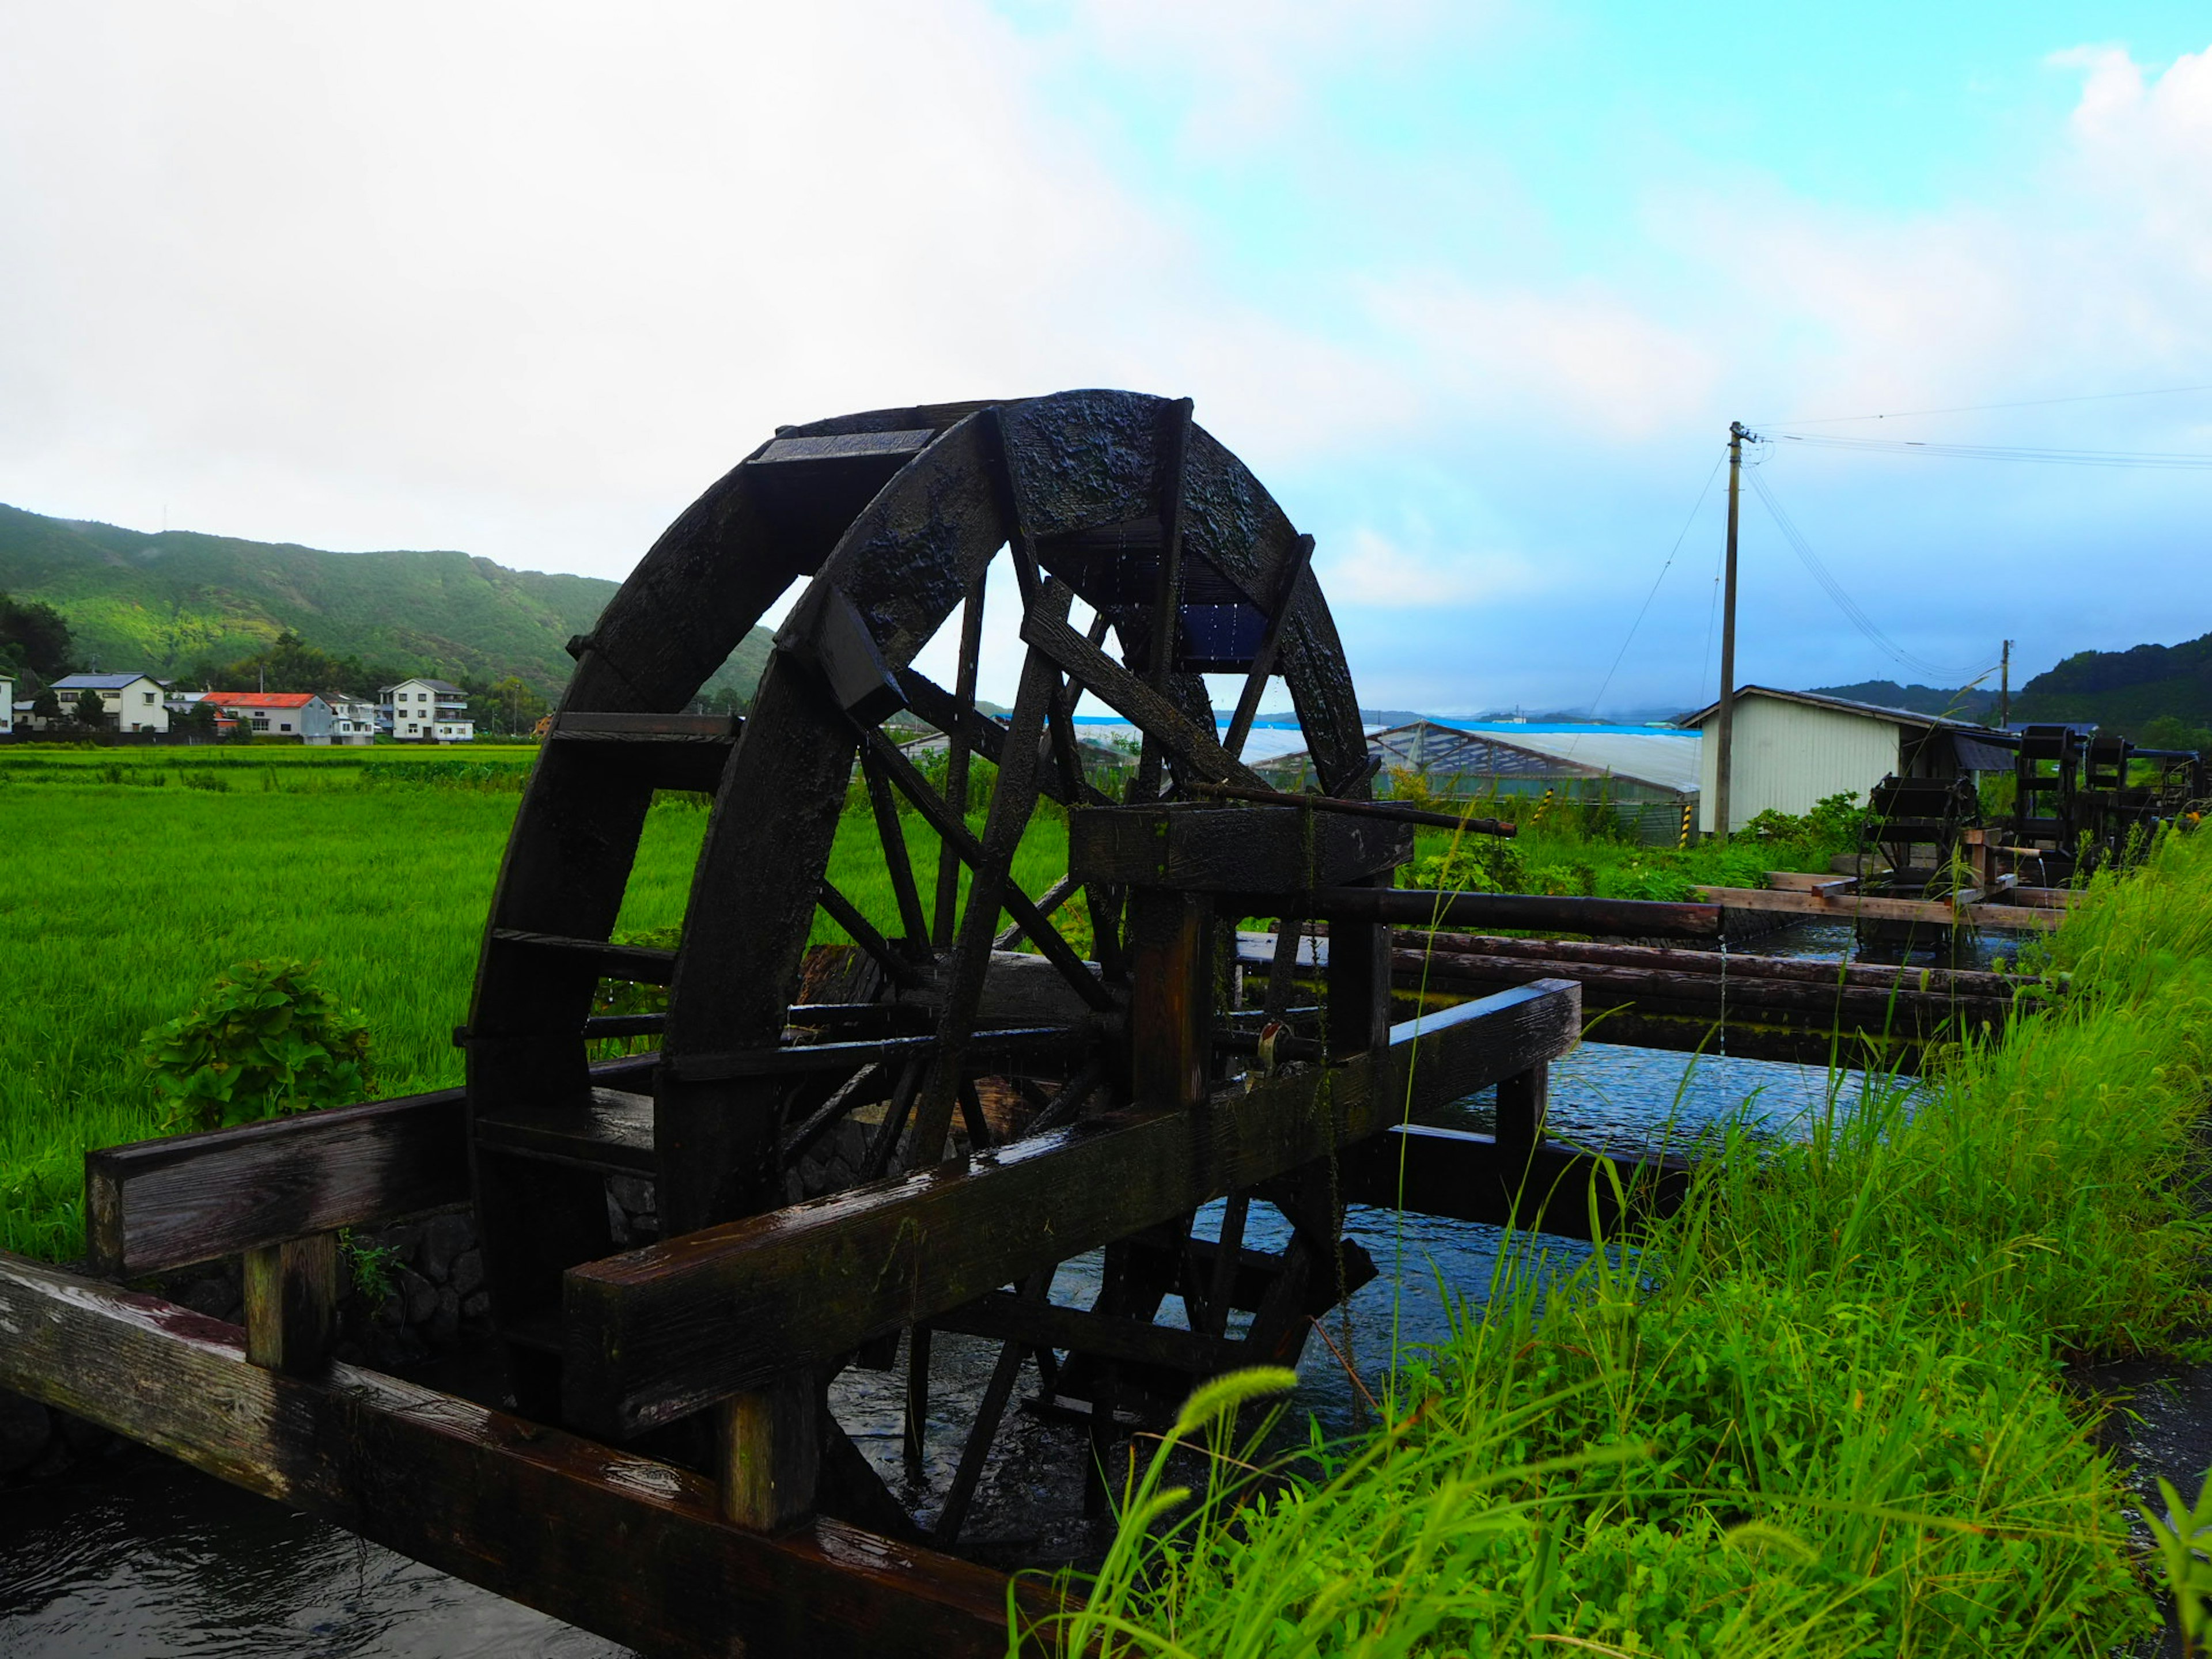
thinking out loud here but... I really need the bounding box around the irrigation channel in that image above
[9,917,2124,1659]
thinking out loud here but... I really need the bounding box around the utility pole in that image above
[1998,639,2012,728]
[1712,421,1749,839]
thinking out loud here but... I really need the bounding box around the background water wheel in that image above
[463,389,1382,1542]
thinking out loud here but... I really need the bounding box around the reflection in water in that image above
[1,922,1897,1655]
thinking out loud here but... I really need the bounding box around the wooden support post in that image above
[1326,881,1392,1058]
[719,1373,820,1533]
[1494,1063,1548,1164]
[243,1231,339,1374]
[1127,888,1212,1110]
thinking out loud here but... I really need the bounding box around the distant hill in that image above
[1805,680,2001,721]
[0,503,770,700]
[2011,633,2212,736]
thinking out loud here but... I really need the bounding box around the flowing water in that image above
[0,921,1937,1656]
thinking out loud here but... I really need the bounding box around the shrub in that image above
[138,959,374,1133]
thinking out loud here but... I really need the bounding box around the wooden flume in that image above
[0,389,2021,1657]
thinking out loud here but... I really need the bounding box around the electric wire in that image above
[1585,455,1725,719]
[1745,465,1997,686]
[1772,431,2212,469]
[1764,381,2212,427]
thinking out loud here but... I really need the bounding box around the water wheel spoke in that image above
[1021,607,1263,793]
[933,573,986,946]
[861,726,1111,1012]
[777,1059,889,1166]
[860,747,930,948]
[816,878,923,990]
[932,1269,1051,1549]
[861,1057,928,1181]
[993,873,1079,951]
[1016,1060,1108,1141]
[903,1324,931,1471]
[1201,1191,1250,1338]
[1222,532,1315,761]
[910,597,1069,1165]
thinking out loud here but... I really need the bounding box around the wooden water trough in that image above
[1,392,1699,1658]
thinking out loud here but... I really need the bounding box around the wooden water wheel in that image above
[463,391,1400,1535]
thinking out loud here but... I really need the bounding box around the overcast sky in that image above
[4,3,2211,713]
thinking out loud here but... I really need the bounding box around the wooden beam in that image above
[1340,1123,1692,1242]
[1308,886,1723,940]
[243,1232,338,1374]
[560,981,1580,1438]
[0,1252,1033,1659]
[1692,885,2063,931]
[1017,606,1265,790]
[85,1056,657,1279]
[87,1085,469,1279]
[721,1374,820,1532]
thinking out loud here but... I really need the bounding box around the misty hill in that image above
[0,503,770,700]
[1805,680,2001,720]
[2011,633,2212,736]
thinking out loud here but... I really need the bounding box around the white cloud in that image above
[1320,525,1540,608]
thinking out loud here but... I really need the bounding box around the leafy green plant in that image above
[138,959,374,1132]
[337,1227,402,1302]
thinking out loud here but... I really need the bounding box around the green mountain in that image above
[2011,634,2212,737]
[0,502,771,700]
[1806,680,2000,720]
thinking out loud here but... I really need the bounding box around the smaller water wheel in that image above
[459,391,1569,1544]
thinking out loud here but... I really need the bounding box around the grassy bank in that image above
[1058,831,2212,1656]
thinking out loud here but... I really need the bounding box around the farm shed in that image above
[1683,686,2014,835]
[1258,719,1700,806]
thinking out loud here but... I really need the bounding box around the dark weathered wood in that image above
[1019,606,1264,790]
[994,873,1079,951]
[1069,804,1410,893]
[1494,1065,1547,1161]
[475,1088,657,1177]
[86,1086,471,1278]
[931,1290,1245,1374]
[863,749,931,946]
[817,881,927,991]
[0,1253,1032,1659]
[561,981,1580,1436]
[1310,887,1724,940]
[720,1373,820,1532]
[1144,397,1196,685]
[491,929,680,984]
[863,728,1115,1013]
[1127,888,1212,1111]
[1222,533,1313,759]
[554,711,740,739]
[1391,930,2037,1000]
[934,1336,1025,1547]
[911,591,1073,1165]
[1394,949,2016,1033]
[1340,1124,1691,1243]
[243,1232,338,1374]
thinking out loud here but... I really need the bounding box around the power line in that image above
[1745,467,1997,686]
[1585,456,1725,718]
[1764,381,2212,427]
[1772,431,2212,469]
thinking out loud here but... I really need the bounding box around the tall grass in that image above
[1051,831,2212,1656]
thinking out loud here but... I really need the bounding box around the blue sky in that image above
[3,3,2211,713]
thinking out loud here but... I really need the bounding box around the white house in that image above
[202,691,336,741]
[1683,687,2014,835]
[0,675,12,736]
[50,672,171,733]
[324,693,379,746]
[378,677,473,742]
